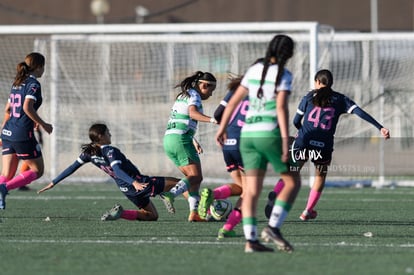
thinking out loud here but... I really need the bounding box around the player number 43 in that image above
[307,106,335,130]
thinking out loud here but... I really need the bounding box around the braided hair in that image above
[257,35,294,98]
[175,71,217,99]
[312,69,334,107]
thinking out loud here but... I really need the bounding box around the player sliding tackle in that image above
[38,123,185,221]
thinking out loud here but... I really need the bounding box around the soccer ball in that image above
[209,199,232,221]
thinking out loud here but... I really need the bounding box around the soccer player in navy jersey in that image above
[292,69,390,221]
[37,123,181,221]
[0,52,53,209]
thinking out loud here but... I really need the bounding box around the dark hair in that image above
[175,71,217,99]
[226,74,243,91]
[257,34,294,98]
[312,69,334,107]
[81,123,108,156]
[13,52,45,86]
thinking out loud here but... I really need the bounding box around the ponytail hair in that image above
[81,123,108,156]
[13,52,45,86]
[226,73,243,91]
[257,35,294,98]
[175,71,216,99]
[312,69,334,107]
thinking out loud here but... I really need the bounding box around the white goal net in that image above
[0,23,412,186]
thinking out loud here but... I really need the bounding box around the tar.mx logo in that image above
[290,140,323,163]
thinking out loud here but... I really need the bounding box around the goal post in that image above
[0,22,411,186]
[0,22,322,183]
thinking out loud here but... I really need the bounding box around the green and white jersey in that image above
[240,62,292,135]
[165,88,203,137]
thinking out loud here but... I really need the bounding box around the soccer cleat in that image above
[217,228,237,240]
[245,240,274,253]
[198,188,214,220]
[101,204,123,221]
[264,191,277,219]
[261,226,293,253]
[159,192,175,214]
[188,211,207,222]
[299,209,318,221]
[0,183,8,210]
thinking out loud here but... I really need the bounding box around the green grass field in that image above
[1,183,414,275]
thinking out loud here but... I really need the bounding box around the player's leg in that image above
[264,178,285,219]
[178,162,205,222]
[0,153,19,209]
[212,150,244,200]
[218,196,242,239]
[3,138,43,192]
[101,197,158,221]
[260,135,301,253]
[5,157,42,191]
[300,163,328,221]
[18,161,31,191]
[262,170,301,252]
[159,176,187,214]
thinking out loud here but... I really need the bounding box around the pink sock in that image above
[5,170,37,191]
[120,209,139,220]
[305,189,322,211]
[0,175,8,183]
[273,179,285,193]
[223,208,242,231]
[213,185,232,199]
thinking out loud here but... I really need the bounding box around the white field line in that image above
[1,238,414,248]
[7,195,414,203]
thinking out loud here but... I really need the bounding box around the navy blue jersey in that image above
[53,145,142,193]
[51,145,165,208]
[293,90,357,150]
[1,76,42,142]
[215,90,248,144]
[214,90,248,172]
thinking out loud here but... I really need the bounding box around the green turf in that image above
[1,183,414,275]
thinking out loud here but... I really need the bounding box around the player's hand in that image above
[215,130,227,148]
[193,139,203,154]
[381,128,390,139]
[42,123,53,134]
[37,183,55,194]
[133,180,148,191]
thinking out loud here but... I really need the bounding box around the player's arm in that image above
[213,102,226,124]
[37,160,83,193]
[293,112,303,129]
[2,102,11,128]
[276,90,291,163]
[188,105,217,124]
[0,102,11,146]
[111,164,148,191]
[293,97,306,129]
[23,97,53,134]
[215,85,247,147]
[351,107,390,139]
[192,137,203,154]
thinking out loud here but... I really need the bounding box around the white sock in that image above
[268,204,288,228]
[188,195,200,212]
[243,224,257,241]
[169,179,188,197]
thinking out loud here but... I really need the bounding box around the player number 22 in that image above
[10,94,22,118]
